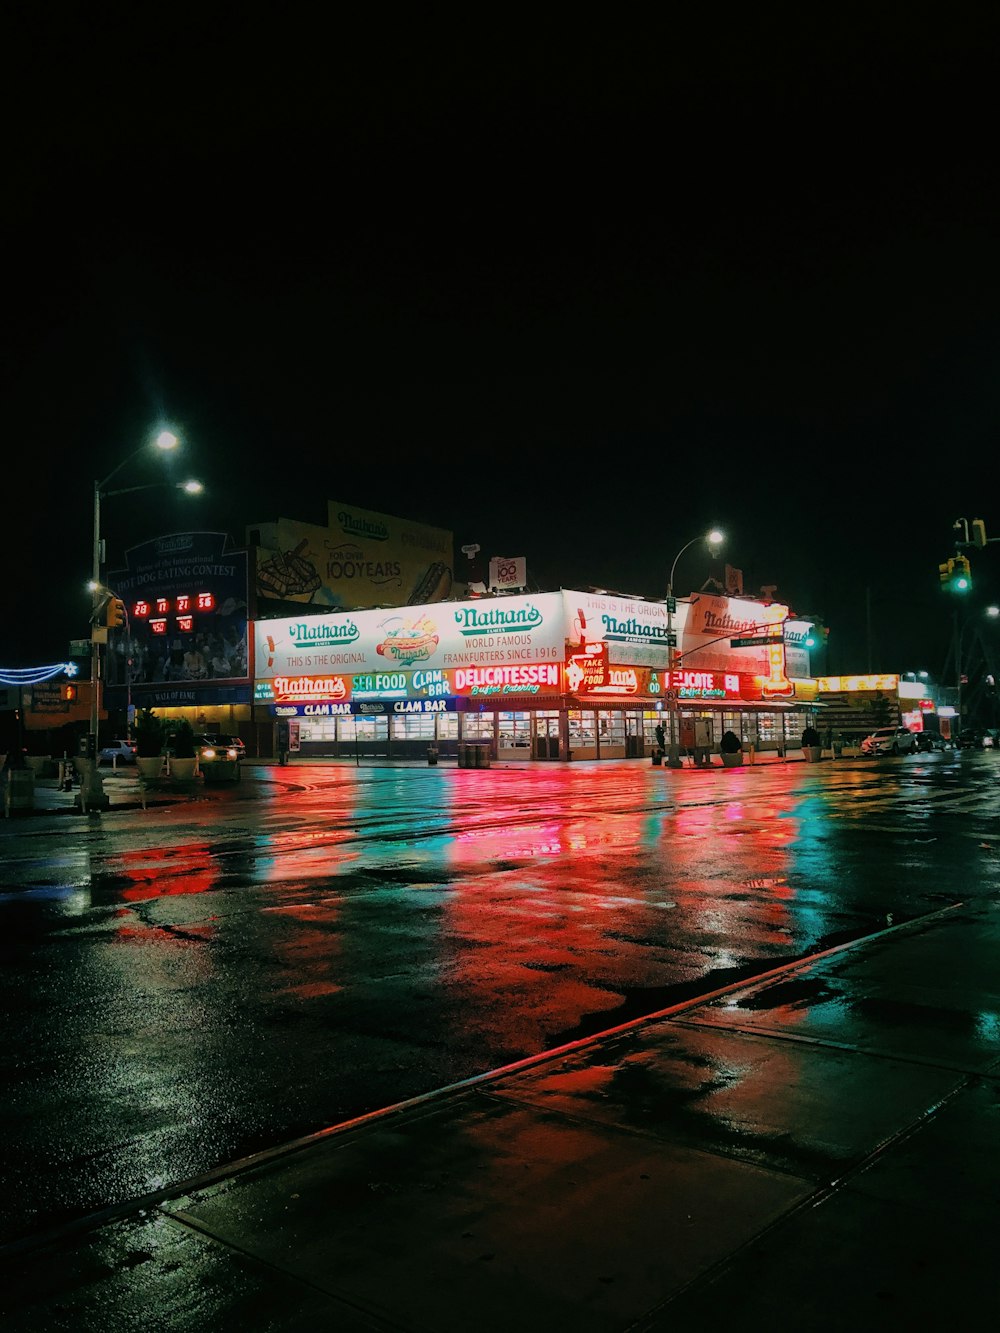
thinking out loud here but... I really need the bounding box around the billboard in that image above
[249,501,454,614]
[106,531,250,705]
[256,591,566,681]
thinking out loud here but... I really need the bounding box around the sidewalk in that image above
[3,899,998,1330]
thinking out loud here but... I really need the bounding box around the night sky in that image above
[5,10,999,674]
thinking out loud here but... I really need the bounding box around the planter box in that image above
[803,746,823,762]
[3,767,35,812]
[136,755,165,781]
[168,757,198,782]
[720,751,743,767]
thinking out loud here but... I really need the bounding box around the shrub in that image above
[134,710,165,758]
[720,730,742,754]
[801,726,822,748]
[167,718,196,759]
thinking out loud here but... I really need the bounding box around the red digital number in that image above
[177,615,193,632]
[150,619,168,635]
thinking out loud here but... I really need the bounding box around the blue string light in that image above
[0,663,75,686]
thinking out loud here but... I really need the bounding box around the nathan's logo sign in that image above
[376,615,440,666]
[599,614,669,646]
[453,604,543,637]
[337,510,389,542]
[287,619,361,648]
[454,664,560,696]
[273,675,349,701]
[701,609,766,634]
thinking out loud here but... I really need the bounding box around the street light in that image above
[664,528,724,768]
[80,430,201,810]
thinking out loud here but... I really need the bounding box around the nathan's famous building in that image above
[254,586,827,762]
[26,497,855,763]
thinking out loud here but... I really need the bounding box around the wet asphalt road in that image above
[1,751,997,1248]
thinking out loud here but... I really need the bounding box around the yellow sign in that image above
[818,674,899,693]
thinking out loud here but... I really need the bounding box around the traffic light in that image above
[951,554,972,593]
[63,684,78,702]
[939,558,955,586]
[971,518,987,549]
[106,597,126,628]
[804,625,829,648]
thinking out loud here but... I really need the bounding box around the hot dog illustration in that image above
[408,561,452,605]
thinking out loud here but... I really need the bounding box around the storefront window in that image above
[498,712,532,750]
[391,713,437,740]
[596,711,625,748]
[755,712,780,742]
[463,713,495,741]
[299,717,337,743]
[568,710,595,747]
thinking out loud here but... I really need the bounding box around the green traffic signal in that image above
[952,555,972,593]
[804,624,829,649]
[941,554,972,594]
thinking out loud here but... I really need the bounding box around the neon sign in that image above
[818,674,899,693]
[272,675,349,701]
[133,593,215,619]
[453,663,560,697]
[566,643,608,692]
[670,669,742,699]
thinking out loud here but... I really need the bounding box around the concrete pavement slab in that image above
[164,1097,812,1333]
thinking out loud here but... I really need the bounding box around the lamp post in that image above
[665,528,724,768]
[80,430,201,809]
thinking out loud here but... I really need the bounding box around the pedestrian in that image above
[654,722,666,755]
[680,719,696,765]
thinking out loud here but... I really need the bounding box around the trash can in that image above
[477,743,491,769]
[651,750,663,766]
[427,745,438,765]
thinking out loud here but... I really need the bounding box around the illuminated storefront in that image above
[254,589,824,761]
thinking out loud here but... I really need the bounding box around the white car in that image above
[98,738,137,765]
[861,726,917,756]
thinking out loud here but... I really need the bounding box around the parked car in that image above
[194,734,242,782]
[861,726,917,756]
[98,738,137,765]
[956,728,994,750]
[915,731,947,752]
